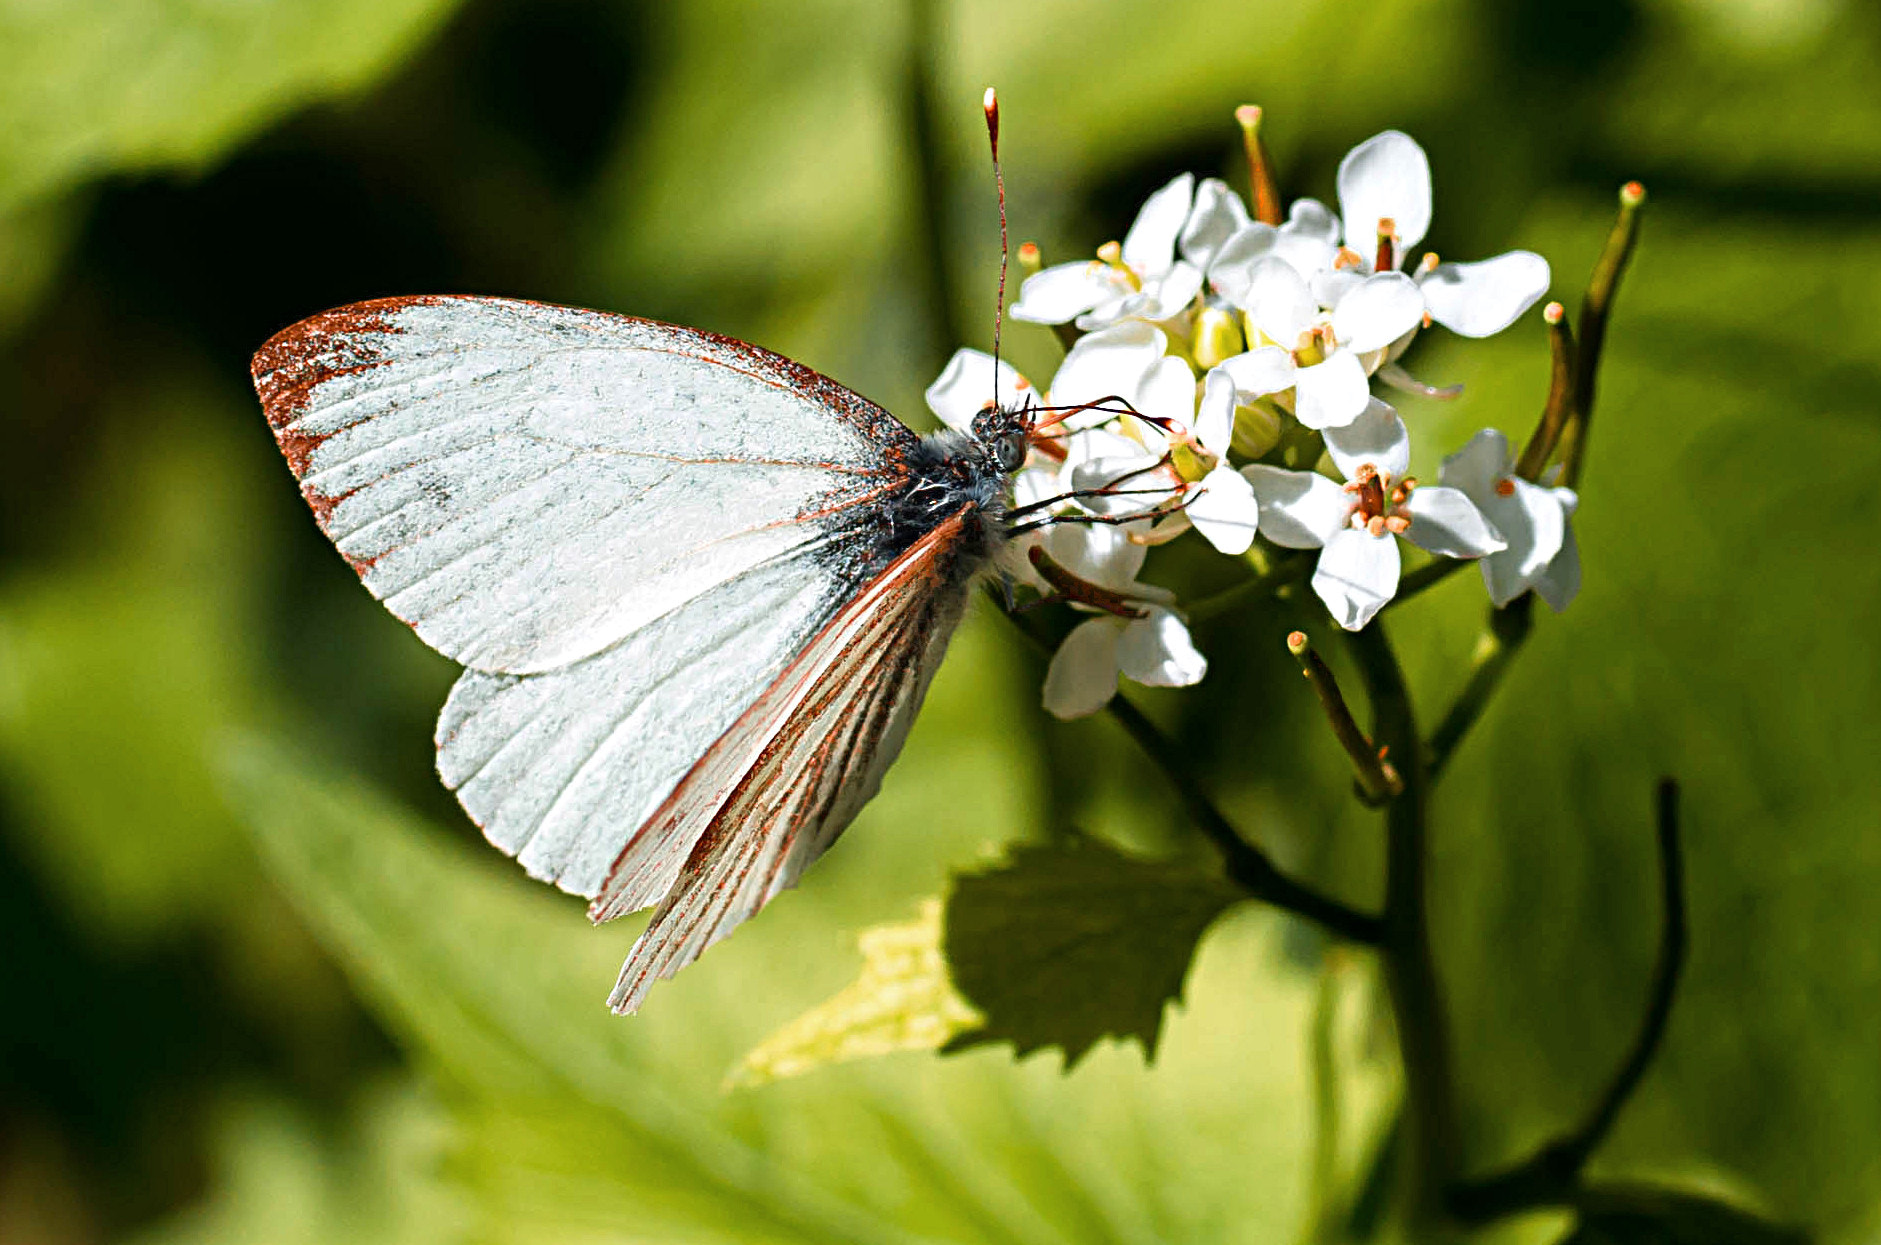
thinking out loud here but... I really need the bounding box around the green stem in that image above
[1562,182,1646,489]
[1101,693,1384,944]
[1447,781,1688,1222]
[1344,620,1461,1214]
[994,594,1384,944]
[1187,549,1312,622]
[1389,557,1469,611]
[1427,597,1535,784]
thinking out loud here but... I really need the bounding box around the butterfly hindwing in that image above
[599,511,977,1013]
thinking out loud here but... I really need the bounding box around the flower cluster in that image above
[933,127,1580,717]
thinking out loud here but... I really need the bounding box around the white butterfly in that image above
[252,295,1034,1013]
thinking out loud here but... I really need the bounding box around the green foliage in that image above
[943,834,1243,1067]
[731,899,981,1088]
[222,739,1328,1243]
[1560,1186,1809,1245]
[0,0,468,214]
[7,0,1881,1237]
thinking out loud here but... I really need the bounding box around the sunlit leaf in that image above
[730,899,980,1089]
[0,0,467,213]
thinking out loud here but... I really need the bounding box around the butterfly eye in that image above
[995,431,1026,472]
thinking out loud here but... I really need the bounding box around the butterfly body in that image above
[252,294,1028,1012]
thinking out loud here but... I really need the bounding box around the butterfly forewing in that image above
[599,511,977,1013]
[251,296,916,675]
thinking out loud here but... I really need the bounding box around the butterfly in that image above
[250,295,1043,1013]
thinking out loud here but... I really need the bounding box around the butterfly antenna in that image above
[983,86,1009,415]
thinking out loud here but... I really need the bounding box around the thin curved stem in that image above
[1427,596,1535,783]
[1447,780,1688,1223]
[993,593,1383,944]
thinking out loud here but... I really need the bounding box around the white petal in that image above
[1313,529,1401,631]
[1122,173,1195,277]
[1074,291,1152,331]
[1194,366,1236,453]
[1323,398,1411,483]
[1144,260,1203,319]
[1061,426,1140,469]
[1337,130,1432,263]
[1136,355,1200,431]
[925,348,1030,432]
[1118,606,1207,688]
[1292,350,1371,430]
[1475,477,1566,606]
[1331,272,1426,355]
[1532,521,1581,613]
[1285,197,1342,245]
[1439,428,1514,501]
[1012,261,1120,325]
[1240,256,1318,344]
[1049,321,1165,420]
[1272,230,1338,280]
[1180,179,1251,271]
[1207,223,1278,303]
[1043,617,1124,719]
[1402,486,1506,558]
[1069,453,1175,520]
[1310,265,1367,310]
[1186,465,1260,555]
[1047,520,1147,592]
[1220,345,1295,398]
[1419,251,1551,338]
[1011,463,1061,510]
[1240,465,1348,548]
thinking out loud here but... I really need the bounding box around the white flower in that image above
[924,347,1036,433]
[1439,429,1581,611]
[1336,130,1551,340]
[1051,326,1260,554]
[1215,256,1426,430]
[1037,524,1206,719]
[1011,174,1208,330]
[1241,399,1506,630]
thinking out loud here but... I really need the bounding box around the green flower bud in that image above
[1230,398,1284,458]
[1191,305,1245,371]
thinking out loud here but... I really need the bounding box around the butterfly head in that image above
[970,399,1035,476]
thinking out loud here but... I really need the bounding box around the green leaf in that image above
[0,0,467,214]
[222,736,1328,1243]
[942,834,1243,1068]
[1560,1185,1809,1245]
[730,898,980,1088]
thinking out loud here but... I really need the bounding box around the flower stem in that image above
[1560,182,1646,490]
[1515,302,1578,482]
[1236,104,1284,227]
[1388,556,1469,611]
[1447,780,1688,1222]
[1343,620,1462,1214]
[1287,630,1404,804]
[1187,549,1312,621]
[1426,596,1535,783]
[991,592,1383,944]
[1100,692,1384,944]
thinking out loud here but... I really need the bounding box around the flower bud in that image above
[1191,305,1245,370]
[1230,399,1284,458]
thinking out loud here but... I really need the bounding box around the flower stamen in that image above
[1375,216,1399,273]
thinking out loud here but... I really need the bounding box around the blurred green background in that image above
[3,0,1880,1240]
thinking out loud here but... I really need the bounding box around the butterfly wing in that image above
[252,295,915,675]
[597,510,979,1014]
